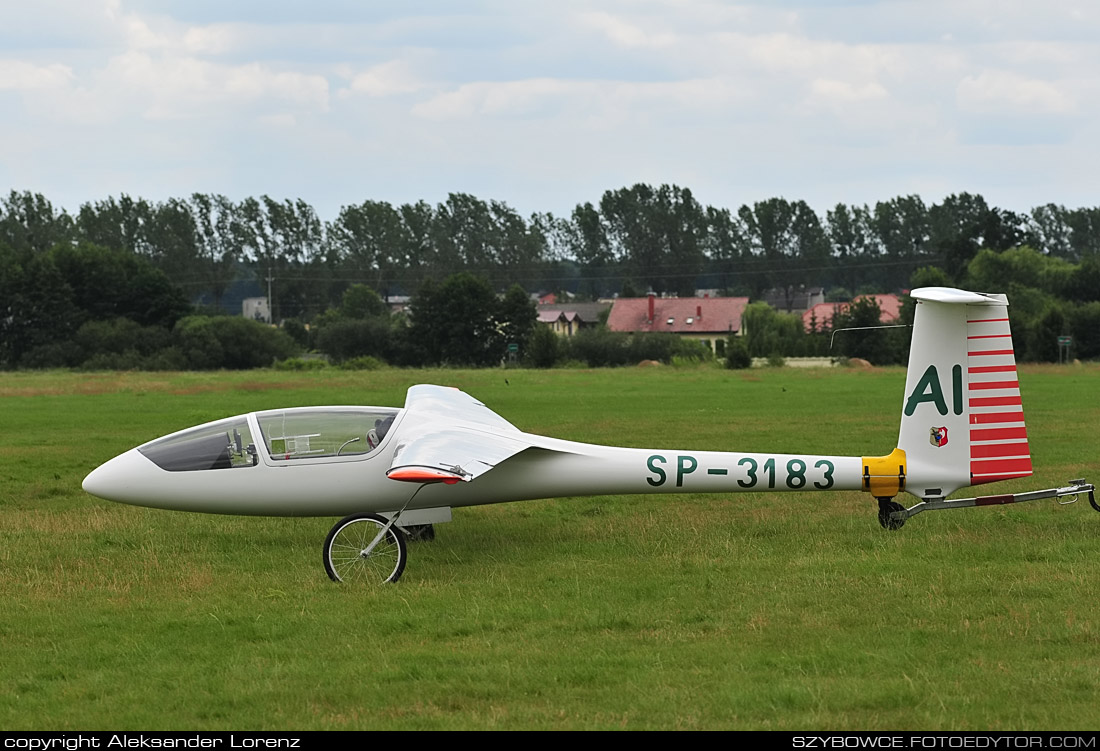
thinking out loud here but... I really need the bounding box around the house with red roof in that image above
[536,302,610,336]
[802,294,902,332]
[607,294,750,352]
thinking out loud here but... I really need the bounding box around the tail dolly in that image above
[859,451,1096,529]
[878,480,1097,530]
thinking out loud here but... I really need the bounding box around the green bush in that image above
[81,350,148,371]
[626,332,681,363]
[313,318,395,364]
[565,328,629,367]
[18,341,84,369]
[672,338,713,362]
[741,302,805,357]
[142,347,187,371]
[671,354,711,368]
[281,319,310,349]
[1067,302,1100,360]
[565,330,712,367]
[524,325,561,368]
[78,347,185,372]
[74,318,172,357]
[273,357,329,371]
[174,315,299,369]
[337,356,385,370]
[724,336,752,369]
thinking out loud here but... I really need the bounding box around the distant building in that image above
[536,302,610,336]
[764,286,825,313]
[606,294,749,352]
[802,294,902,332]
[243,297,271,323]
[386,295,411,314]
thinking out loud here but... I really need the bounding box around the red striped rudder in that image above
[966,312,1031,485]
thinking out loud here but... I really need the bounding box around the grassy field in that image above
[2,364,1099,730]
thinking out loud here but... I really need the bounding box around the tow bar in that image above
[879,480,1096,530]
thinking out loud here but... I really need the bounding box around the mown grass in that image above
[1,364,1099,730]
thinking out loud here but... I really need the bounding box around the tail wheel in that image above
[402,523,436,542]
[877,498,907,530]
[324,512,407,583]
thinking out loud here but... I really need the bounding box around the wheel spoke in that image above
[324,514,407,583]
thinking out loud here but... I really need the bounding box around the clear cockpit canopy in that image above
[256,407,399,461]
[139,416,257,472]
[136,408,401,471]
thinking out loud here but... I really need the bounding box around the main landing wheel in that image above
[324,512,407,583]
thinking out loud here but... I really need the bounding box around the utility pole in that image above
[266,267,274,324]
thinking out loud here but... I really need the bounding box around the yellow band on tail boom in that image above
[862,447,907,498]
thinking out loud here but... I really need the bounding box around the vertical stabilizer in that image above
[899,287,1031,499]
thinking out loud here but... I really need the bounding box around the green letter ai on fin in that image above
[905,365,947,416]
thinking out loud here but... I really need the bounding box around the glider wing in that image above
[387,385,536,483]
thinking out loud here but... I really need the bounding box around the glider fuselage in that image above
[82,287,1038,522]
[83,412,863,517]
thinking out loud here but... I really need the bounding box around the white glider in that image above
[83,287,1096,582]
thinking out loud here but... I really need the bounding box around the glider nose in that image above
[82,449,154,505]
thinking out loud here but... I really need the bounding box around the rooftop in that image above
[803,294,902,330]
[607,296,749,334]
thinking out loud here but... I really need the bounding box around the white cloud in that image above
[3,1,1100,219]
[413,78,584,120]
[257,113,298,129]
[100,51,329,120]
[0,0,125,47]
[225,63,329,108]
[575,10,678,49]
[345,60,426,97]
[957,70,1076,115]
[121,14,169,50]
[411,76,749,124]
[0,60,74,90]
[182,24,239,56]
[809,78,889,104]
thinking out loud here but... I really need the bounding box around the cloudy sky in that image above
[2,1,1097,222]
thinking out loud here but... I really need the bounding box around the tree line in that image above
[2,187,1100,369]
[4,188,1100,314]
[731,252,1100,366]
